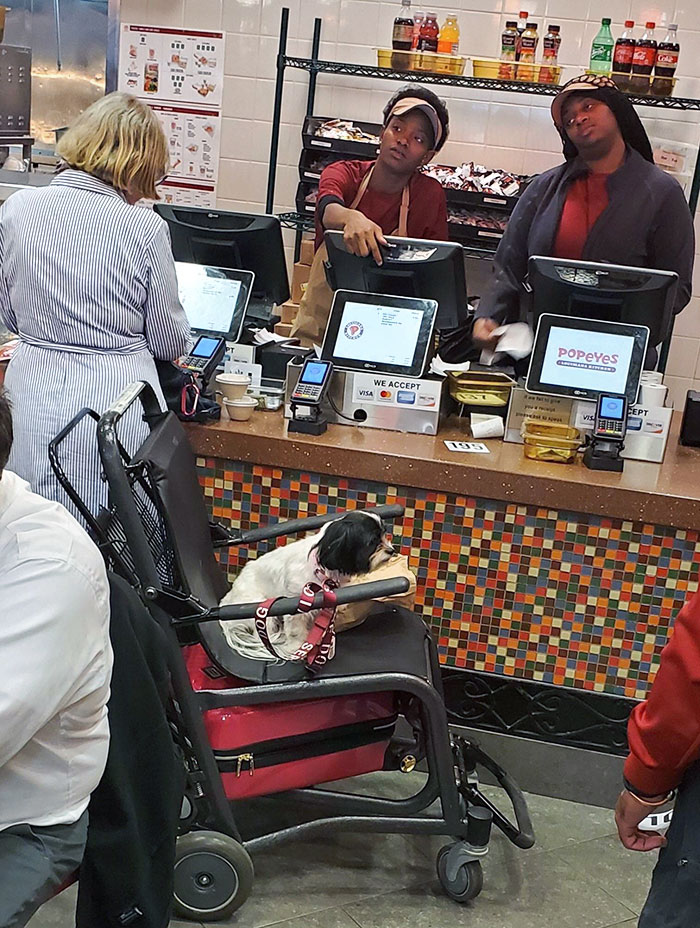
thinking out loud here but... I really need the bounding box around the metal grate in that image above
[283,56,700,110]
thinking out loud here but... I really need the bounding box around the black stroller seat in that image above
[49,381,535,923]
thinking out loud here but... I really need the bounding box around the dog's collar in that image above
[309,549,341,589]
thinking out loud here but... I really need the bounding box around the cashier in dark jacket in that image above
[473,73,695,351]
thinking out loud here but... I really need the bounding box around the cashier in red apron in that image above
[291,87,450,345]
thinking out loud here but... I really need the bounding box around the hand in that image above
[472,317,501,349]
[343,210,387,265]
[615,790,668,852]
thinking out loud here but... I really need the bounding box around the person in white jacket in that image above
[0,389,112,927]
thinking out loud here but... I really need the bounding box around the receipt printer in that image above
[258,341,314,382]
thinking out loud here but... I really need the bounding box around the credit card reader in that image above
[583,393,628,472]
[181,335,227,383]
[289,359,334,435]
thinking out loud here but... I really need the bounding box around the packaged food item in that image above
[418,12,439,52]
[437,14,459,55]
[652,23,679,97]
[392,0,414,51]
[499,21,519,79]
[517,21,538,82]
[540,24,561,84]
[590,18,614,74]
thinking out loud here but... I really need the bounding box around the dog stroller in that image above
[50,381,534,922]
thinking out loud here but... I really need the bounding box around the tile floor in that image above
[28,772,655,928]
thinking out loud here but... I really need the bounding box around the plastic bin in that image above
[522,421,582,464]
[377,48,466,76]
[472,57,561,85]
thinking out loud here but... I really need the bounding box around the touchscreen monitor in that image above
[526,314,649,404]
[175,262,254,342]
[321,290,438,377]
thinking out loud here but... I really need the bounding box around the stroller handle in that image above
[179,576,411,625]
[227,505,406,545]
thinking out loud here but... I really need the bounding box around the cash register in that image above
[285,289,442,435]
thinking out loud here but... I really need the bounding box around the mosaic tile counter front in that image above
[198,457,700,700]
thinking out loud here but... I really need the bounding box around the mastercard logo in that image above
[378,389,393,402]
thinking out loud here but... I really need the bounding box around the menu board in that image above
[118,24,224,206]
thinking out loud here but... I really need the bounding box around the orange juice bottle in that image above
[437,14,460,55]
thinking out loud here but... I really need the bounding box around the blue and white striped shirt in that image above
[0,170,192,517]
[0,169,190,358]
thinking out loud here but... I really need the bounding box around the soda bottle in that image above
[392,0,414,51]
[437,14,460,55]
[411,11,425,50]
[613,20,636,74]
[631,21,657,93]
[418,12,439,52]
[590,18,614,74]
[540,24,561,84]
[652,24,679,97]
[515,10,529,61]
[518,21,538,82]
[499,20,519,79]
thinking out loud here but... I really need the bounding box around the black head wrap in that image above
[552,74,654,163]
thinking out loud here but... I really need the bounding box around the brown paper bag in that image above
[335,554,417,633]
[289,242,333,347]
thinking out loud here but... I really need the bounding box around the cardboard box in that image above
[278,300,299,325]
[299,237,315,266]
[274,322,293,338]
[291,262,311,303]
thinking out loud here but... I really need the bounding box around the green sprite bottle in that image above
[590,18,614,74]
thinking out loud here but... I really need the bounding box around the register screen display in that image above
[539,326,635,396]
[300,361,330,385]
[600,395,625,419]
[176,263,242,334]
[191,336,220,358]
[333,301,423,368]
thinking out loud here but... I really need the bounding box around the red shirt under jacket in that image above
[552,173,610,261]
[625,589,700,795]
[314,160,448,251]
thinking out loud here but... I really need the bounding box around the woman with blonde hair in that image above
[0,92,190,516]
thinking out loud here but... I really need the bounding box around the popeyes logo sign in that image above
[556,346,619,373]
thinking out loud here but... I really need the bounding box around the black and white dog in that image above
[220,511,395,661]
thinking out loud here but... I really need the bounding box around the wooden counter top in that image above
[186,411,700,531]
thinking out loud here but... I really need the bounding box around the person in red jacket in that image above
[616,588,700,925]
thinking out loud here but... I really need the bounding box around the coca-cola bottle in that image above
[630,21,657,93]
[612,20,635,91]
[652,24,679,97]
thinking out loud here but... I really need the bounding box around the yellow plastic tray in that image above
[522,419,581,441]
[377,48,466,76]
[472,56,561,85]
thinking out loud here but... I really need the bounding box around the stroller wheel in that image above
[173,831,254,921]
[436,845,484,903]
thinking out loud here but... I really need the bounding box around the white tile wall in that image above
[119,0,700,388]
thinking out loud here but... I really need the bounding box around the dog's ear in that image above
[314,513,382,576]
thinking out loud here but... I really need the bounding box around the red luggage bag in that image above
[185,645,398,800]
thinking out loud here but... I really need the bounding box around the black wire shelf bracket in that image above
[283,56,700,111]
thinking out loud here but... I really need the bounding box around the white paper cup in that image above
[223,395,257,421]
[215,372,249,402]
[640,371,664,385]
[639,383,668,407]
